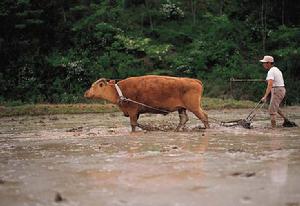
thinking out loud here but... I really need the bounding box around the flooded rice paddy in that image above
[0,107,300,206]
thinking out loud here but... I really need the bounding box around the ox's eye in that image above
[99,82,104,87]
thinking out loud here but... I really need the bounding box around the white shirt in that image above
[266,66,285,87]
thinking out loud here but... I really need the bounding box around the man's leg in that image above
[269,89,277,128]
[277,109,287,120]
[269,88,286,128]
[270,114,276,128]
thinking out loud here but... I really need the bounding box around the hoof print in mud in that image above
[231,172,242,176]
[66,126,83,132]
[108,128,116,133]
[228,148,245,153]
[245,172,256,177]
[55,192,66,203]
[230,172,256,178]
[49,116,59,121]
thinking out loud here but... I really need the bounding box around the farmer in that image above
[260,55,289,128]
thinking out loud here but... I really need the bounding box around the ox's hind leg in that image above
[175,108,189,132]
[191,107,209,128]
[186,104,209,128]
[184,93,209,129]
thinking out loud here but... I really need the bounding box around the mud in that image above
[0,107,300,206]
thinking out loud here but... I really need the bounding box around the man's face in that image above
[262,62,271,70]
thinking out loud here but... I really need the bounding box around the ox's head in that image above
[84,78,115,99]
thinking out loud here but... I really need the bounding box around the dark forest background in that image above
[1,0,299,104]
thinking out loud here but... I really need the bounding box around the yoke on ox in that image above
[84,75,210,132]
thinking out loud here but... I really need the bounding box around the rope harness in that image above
[114,83,170,114]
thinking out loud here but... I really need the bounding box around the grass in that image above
[202,97,255,109]
[0,97,256,117]
[0,103,120,117]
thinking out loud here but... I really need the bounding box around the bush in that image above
[160,0,184,20]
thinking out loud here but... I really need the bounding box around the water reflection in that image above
[267,134,289,205]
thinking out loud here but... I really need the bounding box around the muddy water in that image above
[0,107,300,206]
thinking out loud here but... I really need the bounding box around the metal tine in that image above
[219,100,265,128]
[247,101,266,122]
[245,100,262,120]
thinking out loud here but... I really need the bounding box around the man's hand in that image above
[261,96,267,103]
[261,79,273,103]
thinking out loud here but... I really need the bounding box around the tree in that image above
[0,0,299,103]
[261,0,267,52]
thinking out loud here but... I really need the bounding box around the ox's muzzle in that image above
[84,90,91,98]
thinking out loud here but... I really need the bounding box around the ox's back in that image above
[118,75,203,110]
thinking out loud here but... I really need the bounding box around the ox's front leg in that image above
[128,111,139,132]
[175,108,189,132]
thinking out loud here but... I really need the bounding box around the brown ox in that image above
[84,75,209,132]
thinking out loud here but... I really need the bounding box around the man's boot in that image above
[283,118,298,127]
[270,115,276,128]
[271,119,276,128]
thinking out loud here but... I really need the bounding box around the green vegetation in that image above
[0,103,119,117]
[1,0,299,106]
[0,97,256,117]
[201,97,254,110]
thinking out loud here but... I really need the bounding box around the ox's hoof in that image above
[174,128,184,132]
[130,131,145,136]
[204,122,210,129]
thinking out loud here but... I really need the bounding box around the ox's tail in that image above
[194,79,203,86]
[194,79,204,106]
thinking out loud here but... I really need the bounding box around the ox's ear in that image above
[98,82,105,87]
[94,78,107,87]
[108,80,116,84]
[99,79,107,87]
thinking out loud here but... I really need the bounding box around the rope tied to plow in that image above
[114,83,170,114]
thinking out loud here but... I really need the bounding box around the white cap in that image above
[259,55,274,63]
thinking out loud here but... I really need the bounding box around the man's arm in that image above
[261,79,273,102]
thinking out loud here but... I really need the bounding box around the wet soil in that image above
[1,107,300,206]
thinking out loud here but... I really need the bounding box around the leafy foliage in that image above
[0,0,299,104]
[160,0,184,20]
